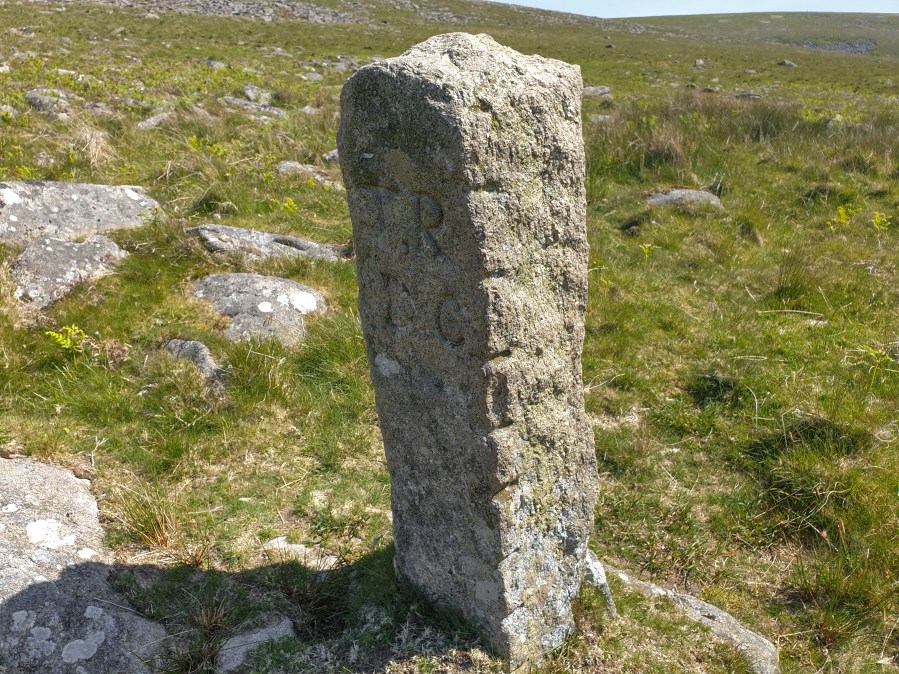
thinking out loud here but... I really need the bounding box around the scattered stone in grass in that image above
[694,58,705,68]
[301,71,323,81]
[0,104,17,119]
[340,32,598,669]
[163,339,227,385]
[298,104,320,115]
[322,148,339,164]
[84,101,114,116]
[275,162,343,190]
[646,188,723,211]
[191,273,326,345]
[202,58,227,69]
[0,458,169,674]
[217,617,296,674]
[609,565,780,674]
[778,59,798,67]
[262,537,341,570]
[0,64,10,73]
[25,88,71,113]
[243,84,272,105]
[0,181,160,245]
[188,224,343,262]
[583,84,613,100]
[735,91,764,100]
[137,111,172,129]
[588,114,613,126]
[12,235,128,309]
[221,96,286,119]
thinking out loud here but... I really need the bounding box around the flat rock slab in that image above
[261,537,341,570]
[187,224,342,262]
[0,458,168,674]
[646,188,723,211]
[12,235,127,309]
[191,273,326,345]
[221,96,286,119]
[0,181,160,246]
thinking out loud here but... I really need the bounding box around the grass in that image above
[0,1,898,672]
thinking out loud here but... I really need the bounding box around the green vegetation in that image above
[0,2,897,672]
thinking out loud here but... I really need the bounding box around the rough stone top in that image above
[339,32,583,192]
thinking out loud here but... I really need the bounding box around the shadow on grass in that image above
[0,545,487,674]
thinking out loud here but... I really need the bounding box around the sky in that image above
[489,0,898,19]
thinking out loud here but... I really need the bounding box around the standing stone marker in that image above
[338,33,598,669]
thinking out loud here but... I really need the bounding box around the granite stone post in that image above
[338,33,598,669]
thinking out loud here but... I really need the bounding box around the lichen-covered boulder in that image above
[191,273,326,345]
[0,181,159,246]
[0,459,168,674]
[12,235,127,309]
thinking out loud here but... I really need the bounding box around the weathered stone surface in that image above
[243,84,272,105]
[217,617,295,674]
[338,33,598,668]
[12,235,127,309]
[0,181,159,246]
[191,273,326,345]
[610,565,780,674]
[646,188,723,211]
[187,224,342,262]
[0,458,168,674]
[164,338,226,384]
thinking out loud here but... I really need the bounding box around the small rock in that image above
[646,189,723,211]
[778,59,797,67]
[191,273,326,345]
[321,148,339,164]
[137,111,172,130]
[301,71,323,81]
[588,114,613,126]
[298,104,320,115]
[243,84,272,105]
[275,162,343,190]
[694,58,705,68]
[735,91,763,100]
[221,96,286,119]
[12,235,128,309]
[83,102,114,117]
[217,617,295,674]
[0,105,17,119]
[25,88,70,113]
[583,85,613,100]
[0,64,10,74]
[164,339,226,384]
[262,537,341,569]
[202,58,227,70]
[188,224,342,262]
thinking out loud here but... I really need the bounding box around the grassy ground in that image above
[0,2,897,672]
